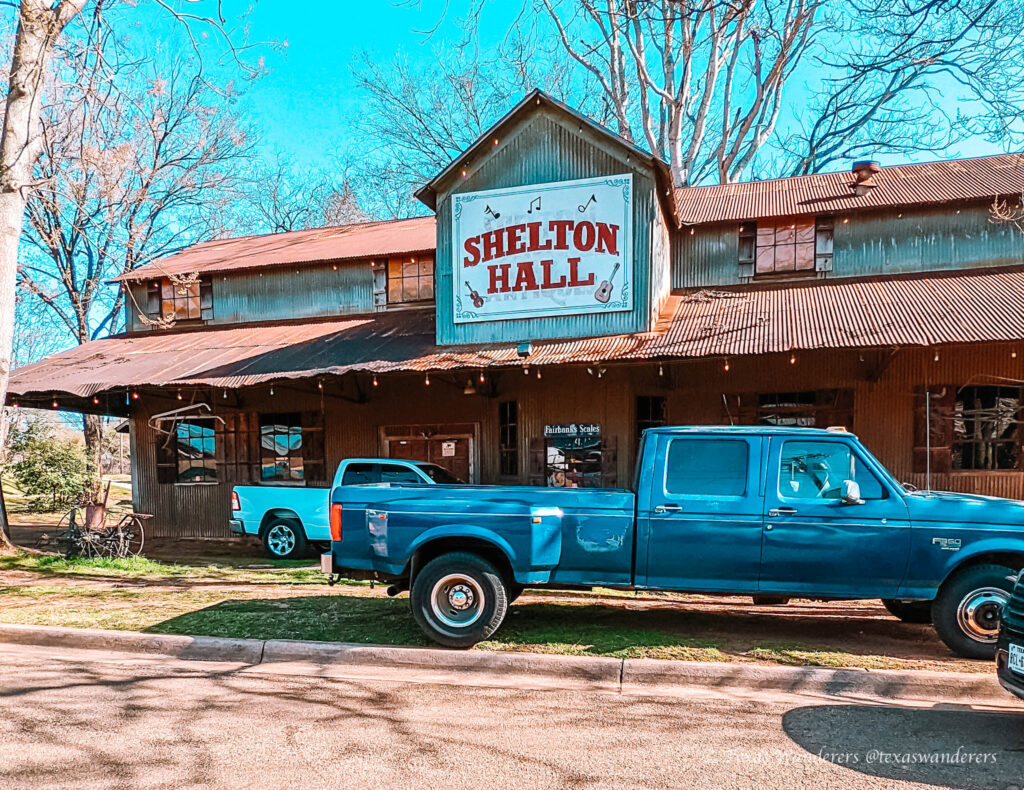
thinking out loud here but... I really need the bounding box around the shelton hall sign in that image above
[451,174,633,323]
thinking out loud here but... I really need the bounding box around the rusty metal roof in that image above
[674,153,1024,224]
[115,216,436,283]
[11,266,1024,403]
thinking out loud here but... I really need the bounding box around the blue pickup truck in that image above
[322,426,1024,658]
[231,458,460,558]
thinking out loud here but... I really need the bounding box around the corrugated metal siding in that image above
[211,262,374,326]
[672,203,1024,290]
[435,109,663,345]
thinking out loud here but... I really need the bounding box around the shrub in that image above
[10,435,89,511]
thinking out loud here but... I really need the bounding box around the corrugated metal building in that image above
[9,90,1024,538]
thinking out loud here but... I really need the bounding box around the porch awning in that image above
[9,265,1024,404]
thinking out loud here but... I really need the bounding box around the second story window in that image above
[146,277,213,324]
[387,255,434,304]
[739,216,833,278]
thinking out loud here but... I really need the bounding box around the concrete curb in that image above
[0,623,1011,702]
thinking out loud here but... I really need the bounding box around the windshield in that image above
[417,463,462,484]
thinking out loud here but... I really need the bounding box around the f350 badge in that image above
[932,537,962,551]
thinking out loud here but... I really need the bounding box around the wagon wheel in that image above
[122,516,146,557]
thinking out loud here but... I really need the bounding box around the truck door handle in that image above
[654,504,683,514]
[768,507,798,517]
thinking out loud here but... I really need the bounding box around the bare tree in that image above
[535,0,1024,185]
[238,151,367,233]
[343,32,588,218]
[0,0,260,549]
[782,0,1024,175]
[17,40,251,500]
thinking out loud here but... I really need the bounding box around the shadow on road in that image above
[783,702,1024,788]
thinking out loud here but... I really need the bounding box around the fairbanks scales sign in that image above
[451,174,633,324]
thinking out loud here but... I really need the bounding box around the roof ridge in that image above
[674,151,1024,194]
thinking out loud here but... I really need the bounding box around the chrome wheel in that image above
[266,524,296,557]
[956,586,1009,643]
[431,573,484,628]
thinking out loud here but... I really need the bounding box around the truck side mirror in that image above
[841,480,864,505]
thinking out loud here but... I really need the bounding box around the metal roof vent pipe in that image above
[850,160,881,196]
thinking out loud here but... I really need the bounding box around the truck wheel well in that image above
[409,538,515,587]
[947,552,1024,582]
[258,510,303,538]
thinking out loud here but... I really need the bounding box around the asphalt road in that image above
[1,644,1023,790]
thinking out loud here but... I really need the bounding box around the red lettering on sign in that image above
[595,223,619,256]
[506,224,527,256]
[463,236,481,267]
[540,259,566,289]
[488,263,511,293]
[481,231,504,263]
[512,261,539,292]
[573,221,595,252]
[567,257,595,287]
[527,221,552,252]
[549,220,573,250]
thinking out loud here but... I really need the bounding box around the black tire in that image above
[931,563,1016,659]
[410,552,509,648]
[261,518,308,560]
[882,598,933,624]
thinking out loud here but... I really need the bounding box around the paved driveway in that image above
[1,643,1022,789]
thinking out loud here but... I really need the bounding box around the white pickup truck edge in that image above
[230,458,460,558]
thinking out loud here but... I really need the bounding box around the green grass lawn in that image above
[0,551,981,671]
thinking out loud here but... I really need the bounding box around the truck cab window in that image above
[341,463,376,485]
[665,438,748,497]
[381,465,424,484]
[779,441,884,500]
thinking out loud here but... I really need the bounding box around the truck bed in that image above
[333,483,636,586]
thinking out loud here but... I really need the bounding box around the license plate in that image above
[1010,643,1024,676]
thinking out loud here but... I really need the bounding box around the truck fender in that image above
[259,509,304,537]
[404,526,530,584]
[940,536,1024,583]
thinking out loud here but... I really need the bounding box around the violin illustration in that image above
[465,281,485,308]
[594,263,620,304]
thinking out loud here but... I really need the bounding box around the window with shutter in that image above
[738,216,833,278]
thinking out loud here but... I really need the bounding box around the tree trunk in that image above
[0,1,86,552]
[82,412,103,503]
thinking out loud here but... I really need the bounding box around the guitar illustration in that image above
[465,281,485,308]
[594,264,620,304]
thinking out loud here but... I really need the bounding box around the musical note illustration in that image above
[594,263,620,304]
[484,205,501,220]
[578,194,597,213]
[465,281,485,308]
[527,196,542,214]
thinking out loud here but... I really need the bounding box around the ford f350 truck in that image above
[322,426,1024,658]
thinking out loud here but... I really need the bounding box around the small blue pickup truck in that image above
[322,426,1024,658]
[231,458,460,558]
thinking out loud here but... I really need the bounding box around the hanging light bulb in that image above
[51,399,59,409]
[479,370,486,384]
[523,366,530,375]
[92,396,100,405]
[177,390,183,401]
[789,354,796,365]
[424,372,431,386]
[658,364,664,377]
[723,359,730,372]
[372,374,379,387]
[11,400,18,409]
[536,368,542,379]
[933,350,939,363]
[131,391,139,400]
[270,385,275,396]
[223,390,228,399]
[318,379,323,390]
